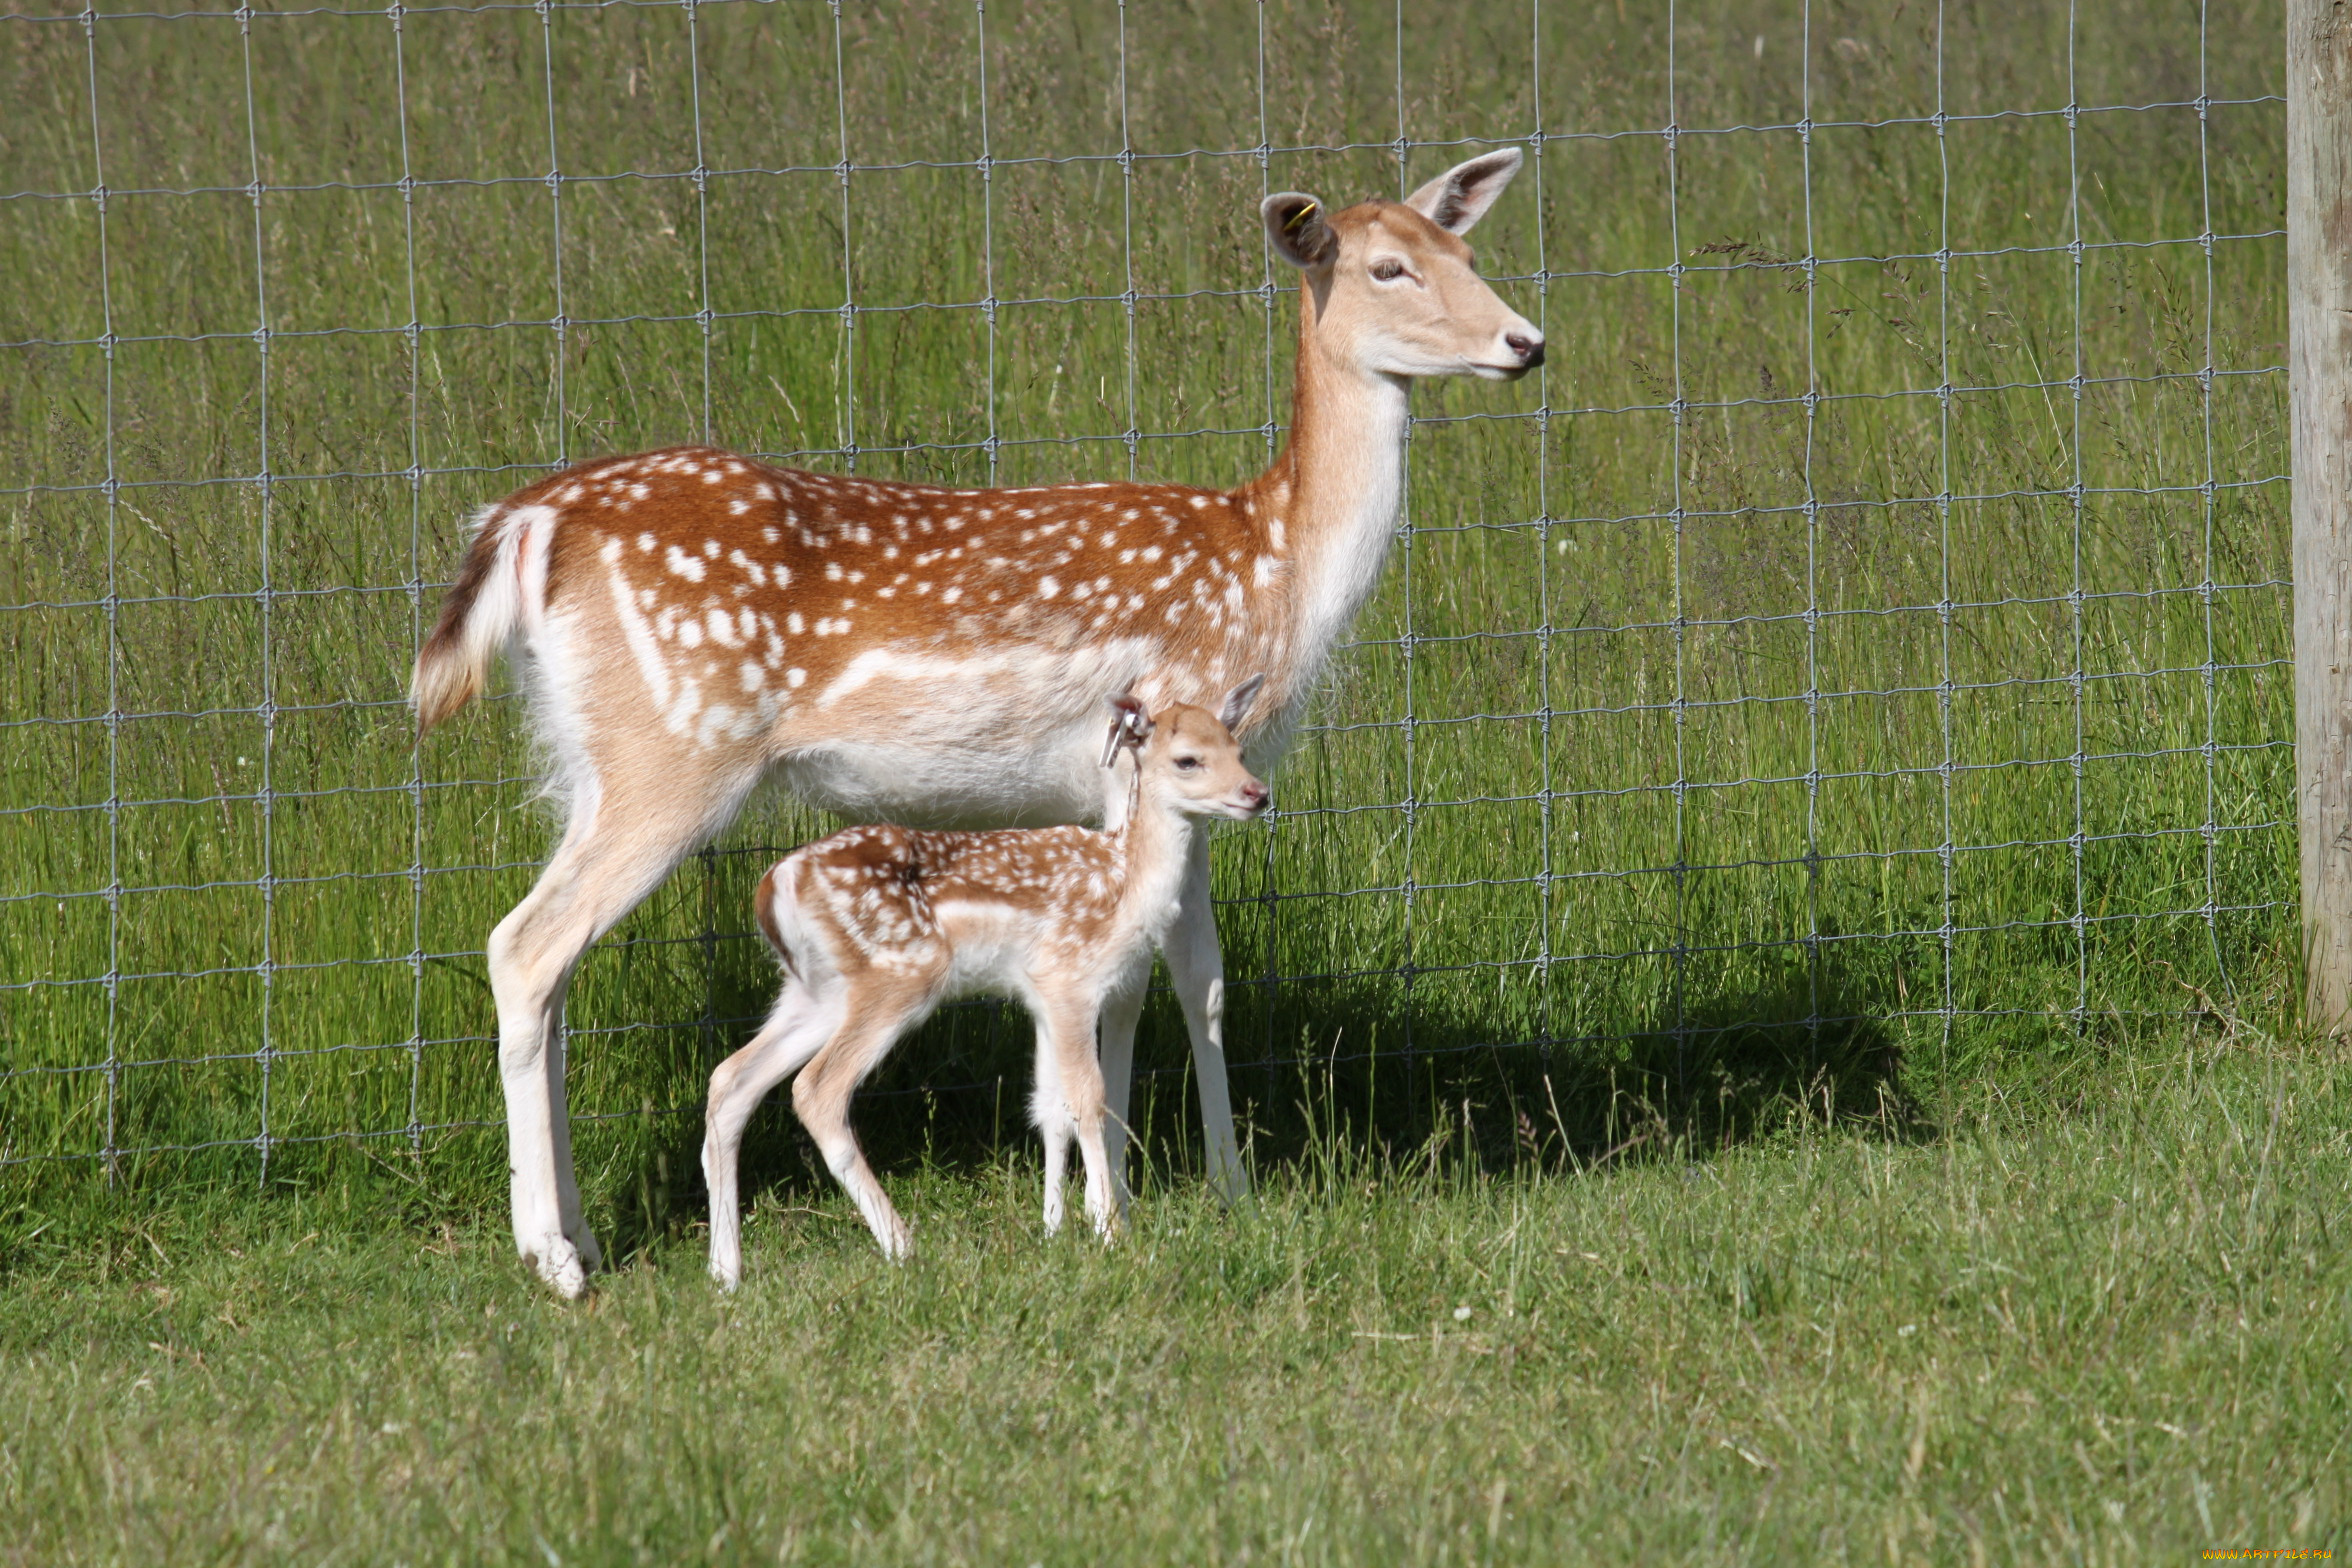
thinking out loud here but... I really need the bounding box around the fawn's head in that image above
[1262,149,1542,383]
[1104,675,1270,821]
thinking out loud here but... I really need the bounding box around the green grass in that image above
[0,0,2301,1192]
[0,7,2332,1558]
[2,1030,2344,1564]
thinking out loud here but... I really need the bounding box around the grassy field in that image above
[0,0,2300,1194]
[0,4,2325,1547]
[1,1029,2344,1564]
[1,2,2333,1558]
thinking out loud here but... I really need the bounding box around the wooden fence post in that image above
[2292,0,2352,1031]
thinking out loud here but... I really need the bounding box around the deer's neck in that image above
[1253,288,1412,671]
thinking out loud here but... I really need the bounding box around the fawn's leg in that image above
[1040,995,1120,1241]
[1093,967,1148,1214]
[789,974,931,1260]
[1162,834,1248,1203]
[1030,1015,1075,1235]
[702,981,841,1289]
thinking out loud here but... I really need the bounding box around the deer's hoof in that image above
[522,1233,590,1299]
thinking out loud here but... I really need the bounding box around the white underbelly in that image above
[778,738,1105,829]
[764,639,1303,829]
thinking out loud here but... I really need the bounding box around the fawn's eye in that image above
[1369,258,1406,282]
[1174,755,1202,771]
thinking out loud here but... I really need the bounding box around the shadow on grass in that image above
[1,923,1938,1274]
[1222,952,1936,1181]
[585,937,1937,1263]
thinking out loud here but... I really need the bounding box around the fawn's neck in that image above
[1102,781,1201,943]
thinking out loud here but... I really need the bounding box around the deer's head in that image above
[1263,149,1543,382]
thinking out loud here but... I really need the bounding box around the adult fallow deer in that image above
[413,148,1542,1297]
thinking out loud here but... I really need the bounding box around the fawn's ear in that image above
[1217,673,1269,734]
[1101,692,1154,767]
[1262,192,1338,269]
[1402,147,1523,235]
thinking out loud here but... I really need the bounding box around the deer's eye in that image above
[1369,258,1406,281]
[1174,755,1202,771]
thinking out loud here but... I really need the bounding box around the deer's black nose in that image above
[1505,332,1545,368]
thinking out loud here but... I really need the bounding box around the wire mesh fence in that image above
[0,0,2294,1189]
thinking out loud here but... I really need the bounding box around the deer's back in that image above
[512,447,1287,826]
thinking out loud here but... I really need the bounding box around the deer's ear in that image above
[1101,693,1153,767]
[1262,192,1338,269]
[1402,147,1523,235]
[1217,673,1268,734]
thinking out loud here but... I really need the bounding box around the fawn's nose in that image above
[1238,780,1270,813]
[1505,331,1545,368]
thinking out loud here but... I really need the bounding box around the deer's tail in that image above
[411,501,554,734]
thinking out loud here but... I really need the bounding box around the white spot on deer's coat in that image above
[1038,576,1060,598]
[607,563,674,720]
[638,533,656,553]
[787,668,807,688]
[666,545,707,582]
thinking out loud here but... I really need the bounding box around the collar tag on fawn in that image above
[1100,704,1151,769]
[1101,696,1154,828]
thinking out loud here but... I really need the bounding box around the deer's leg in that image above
[1094,969,1147,1214]
[703,980,841,1290]
[1030,1017,1074,1235]
[789,975,929,1261]
[489,771,749,1297]
[1040,995,1120,1241]
[1163,833,1249,1203]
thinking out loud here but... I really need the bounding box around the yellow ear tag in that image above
[1285,200,1319,233]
